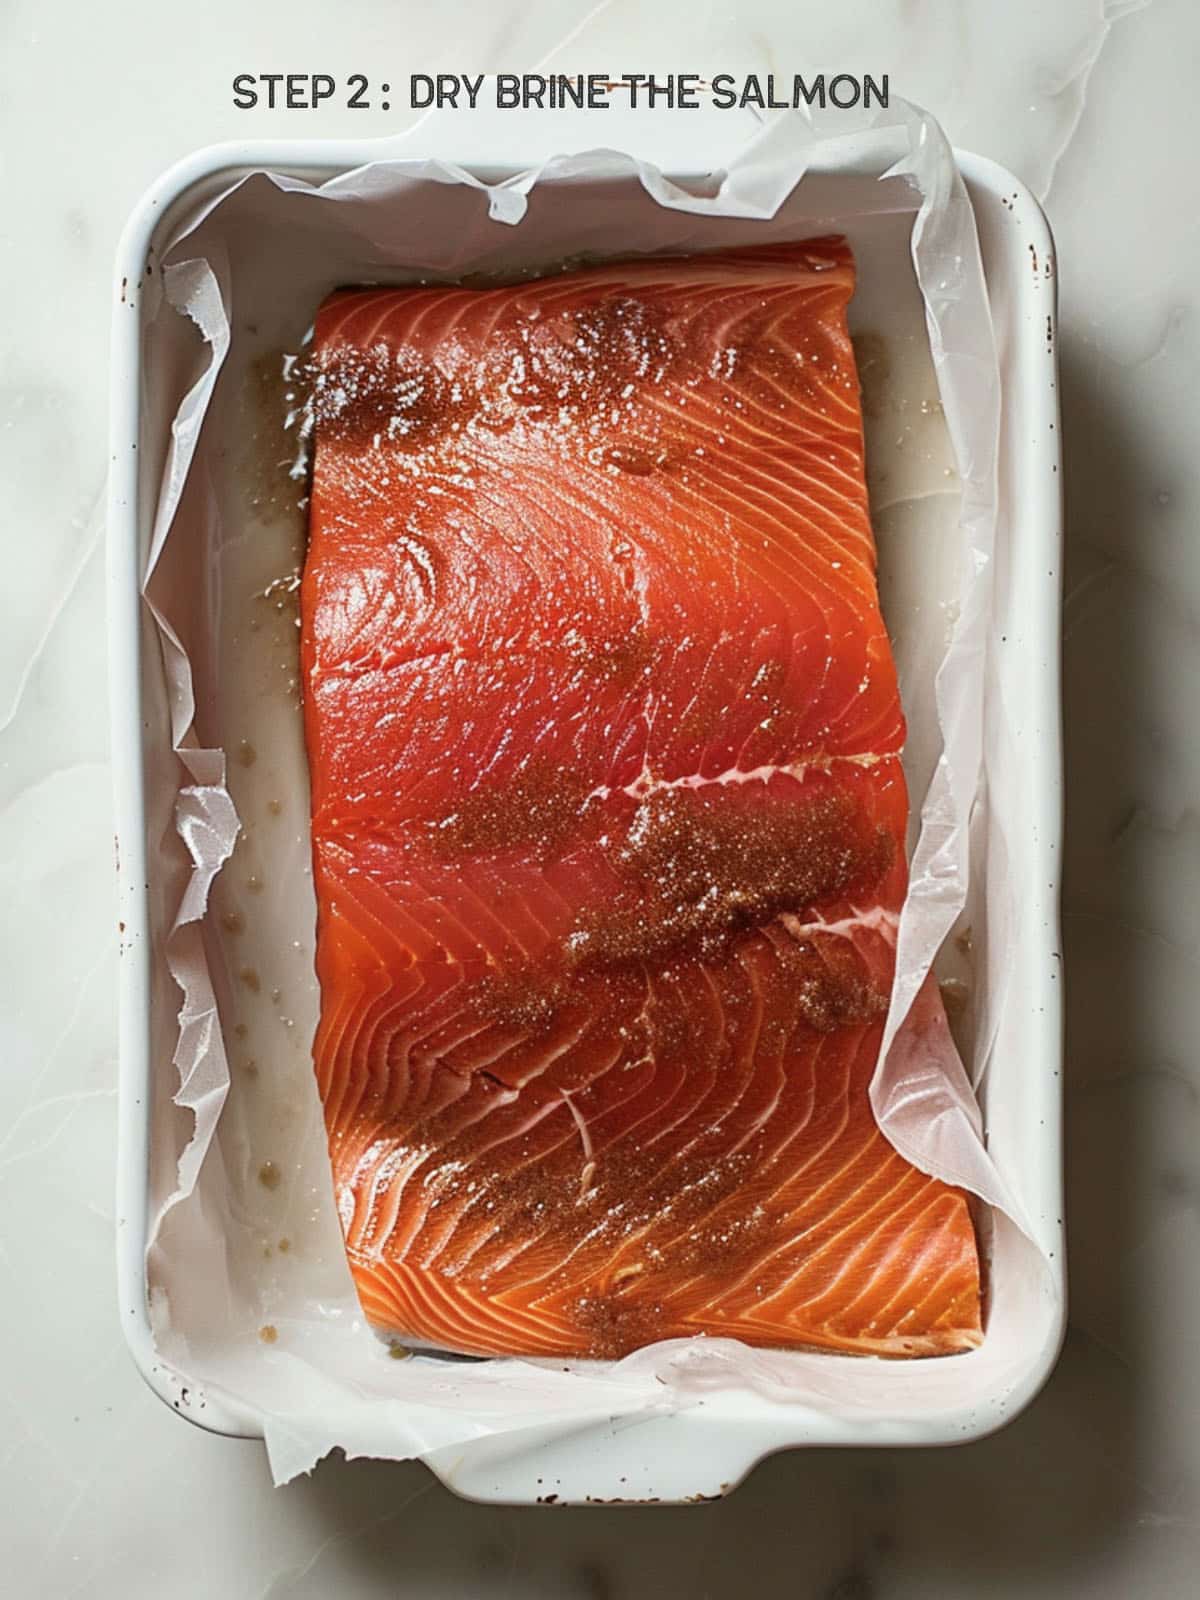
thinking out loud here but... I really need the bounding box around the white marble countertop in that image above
[3,0,1197,1593]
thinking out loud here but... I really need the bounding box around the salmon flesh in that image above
[300,239,983,1359]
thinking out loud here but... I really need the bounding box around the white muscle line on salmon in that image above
[392,531,438,606]
[559,1089,597,1197]
[584,750,886,804]
[632,964,740,1171]
[353,1142,432,1258]
[736,1141,911,1316]
[624,446,871,604]
[780,905,900,944]
[839,1200,958,1331]
[414,1028,603,1270]
[438,1071,625,1282]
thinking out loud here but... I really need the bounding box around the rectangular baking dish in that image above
[108,102,1064,1504]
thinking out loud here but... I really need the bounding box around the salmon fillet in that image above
[301,238,982,1360]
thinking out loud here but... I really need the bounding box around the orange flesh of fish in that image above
[301,238,983,1359]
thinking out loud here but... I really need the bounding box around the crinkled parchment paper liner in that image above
[136,98,1057,1483]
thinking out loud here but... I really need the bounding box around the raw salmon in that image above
[301,238,982,1359]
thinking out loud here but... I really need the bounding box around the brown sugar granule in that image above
[598,445,658,476]
[467,1141,758,1302]
[499,292,679,419]
[565,787,893,970]
[435,1141,592,1258]
[561,624,653,685]
[769,931,890,1033]
[573,1291,669,1359]
[258,1161,281,1190]
[668,1205,776,1277]
[307,288,680,464]
[562,295,677,397]
[469,971,566,1036]
[258,1324,278,1344]
[305,343,482,449]
[462,965,647,1068]
[237,740,257,768]
[598,1147,757,1244]
[674,656,792,750]
[430,761,589,860]
[239,966,262,993]
[221,909,245,935]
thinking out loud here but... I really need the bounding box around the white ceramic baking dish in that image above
[108,102,1064,1503]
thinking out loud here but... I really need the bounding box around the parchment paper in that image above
[134,98,1058,1484]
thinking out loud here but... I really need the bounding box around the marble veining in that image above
[1,0,1197,1593]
